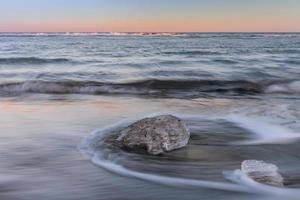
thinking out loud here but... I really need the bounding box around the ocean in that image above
[0,32,300,200]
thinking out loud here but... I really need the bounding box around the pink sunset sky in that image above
[0,0,299,32]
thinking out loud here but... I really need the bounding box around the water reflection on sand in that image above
[0,95,300,200]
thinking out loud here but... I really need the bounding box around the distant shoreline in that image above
[0,32,300,34]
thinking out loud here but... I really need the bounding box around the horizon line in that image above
[0,31,300,33]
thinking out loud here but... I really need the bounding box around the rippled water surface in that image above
[0,33,300,200]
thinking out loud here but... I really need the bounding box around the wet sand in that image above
[0,95,300,199]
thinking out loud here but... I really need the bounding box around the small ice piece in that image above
[241,160,284,187]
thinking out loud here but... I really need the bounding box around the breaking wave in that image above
[265,80,300,94]
[0,57,71,65]
[224,115,300,145]
[0,79,299,97]
[0,79,262,97]
[163,50,222,56]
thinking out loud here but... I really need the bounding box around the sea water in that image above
[0,32,300,200]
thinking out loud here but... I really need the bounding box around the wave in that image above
[163,50,222,56]
[0,79,264,97]
[265,49,300,54]
[224,170,300,199]
[265,80,300,94]
[0,57,71,65]
[0,79,299,97]
[224,115,300,145]
[213,59,239,64]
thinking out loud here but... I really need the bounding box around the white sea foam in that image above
[225,115,300,145]
[91,154,252,192]
[224,170,300,199]
[265,80,300,94]
[141,112,300,145]
[0,81,149,95]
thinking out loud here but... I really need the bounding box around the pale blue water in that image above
[0,33,300,200]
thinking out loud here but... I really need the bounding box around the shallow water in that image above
[0,33,300,199]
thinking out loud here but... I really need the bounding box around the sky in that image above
[0,0,299,32]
